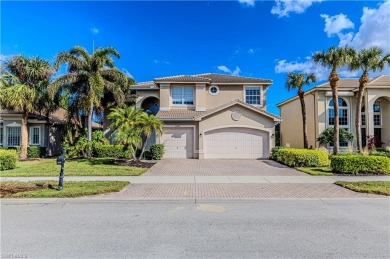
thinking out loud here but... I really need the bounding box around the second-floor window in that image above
[172,86,194,105]
[245,87,261,105]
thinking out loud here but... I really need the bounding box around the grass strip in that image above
[1,180,129,198]
[335,181,390,196]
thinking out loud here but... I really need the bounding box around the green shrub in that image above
[370,148,390,158]
[331,155,390,175]
[142,150,152,160]
[270,146,284,160]
[0,149,17,171]
[93,145,127,158]
[150,144,164,160]
[27,146,46,158]
[275,148,329,167]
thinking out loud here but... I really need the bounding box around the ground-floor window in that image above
[7,126,21,147]
[30,126,41,145]
[0,127,3,145]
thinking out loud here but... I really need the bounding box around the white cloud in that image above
[248,49,255,54]
[320,13,354,37]
[90,27,99,35]
[153,59,170,65]
[217,65,231,73]
[271,0,322,18]
[122,68,134,79]
[337,1,390,52]
[238,0,255,7]
[217,65,241,76]
[274,57,359,81]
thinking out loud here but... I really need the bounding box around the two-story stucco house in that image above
[131,73,281,159]
[277,75,390,150]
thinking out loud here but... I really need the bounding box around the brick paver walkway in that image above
[94,183,378,199]
[144,159,305,176]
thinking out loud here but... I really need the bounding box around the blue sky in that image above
[1,0,389,115]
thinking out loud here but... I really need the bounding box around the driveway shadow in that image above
[262,160,290,168]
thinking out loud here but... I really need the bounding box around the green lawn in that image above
[296,167,334,176]
[335,181,390,196]
[1,181,129,198]
[0,158,147,177]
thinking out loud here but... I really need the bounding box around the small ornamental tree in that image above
[317,128,355,146]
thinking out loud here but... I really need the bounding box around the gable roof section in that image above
[194,99,281,121]
[129,81,159,90]
[367,75,390,86]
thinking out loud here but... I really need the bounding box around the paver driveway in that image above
[144,159,306,176]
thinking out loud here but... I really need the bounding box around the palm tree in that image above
[114,125,141,160]
[349,46,390,152]
[138,113,163,160]
[0,56,55,159]
[108,106,144,133]
[313,46,353,154]
[50,46,127,141]
[285,72,317,149]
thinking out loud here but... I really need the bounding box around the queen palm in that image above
[108,106,144,133]
[349,46,390,152]
[313,46,353,154]
[0,56,55,159]
[137,113,164,160]
[50,46,127,141]
[285,72,317,149]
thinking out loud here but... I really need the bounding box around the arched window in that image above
[328,98,349,147]
[328,98,349,126]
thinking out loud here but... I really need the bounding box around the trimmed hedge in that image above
[150,144,164,160]
[331,155,390,175]
[0,149,17,171]
[93,145,127,158]
[272,148,329,167]
[27,146,46,158]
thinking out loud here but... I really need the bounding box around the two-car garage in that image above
[161,126,269,159]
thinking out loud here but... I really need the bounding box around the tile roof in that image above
[155,75,211,83]
[194,99,281,121]
[367,75,390,86]
[315,75,390,89]
[156,109,206,120]
[131,73,272,89]
[129,81,159,89]
[195,73,272,84]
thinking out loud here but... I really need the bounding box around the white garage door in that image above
[162,127,194,158]
[205,128,268,159]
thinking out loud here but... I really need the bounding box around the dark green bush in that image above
[142,150,152,160]
[150,144,164,160]
[270,146,284,160]
[0,149,17,171]
[275,148,329,167]
[27,146,46,158]
[93,145,127,158]
[331,155,390,175]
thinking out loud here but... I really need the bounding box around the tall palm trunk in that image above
[87,105,93,142]
[330,70,340,154]
[298,89,308,149]
[139,135,149,161]
[20,112,29,159]
[355,71,369,152]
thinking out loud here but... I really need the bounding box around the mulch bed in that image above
[112,159,156,168]
[0,182,53,198]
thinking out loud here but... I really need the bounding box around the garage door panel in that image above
[162,127,194,158]
[205,128,268,159]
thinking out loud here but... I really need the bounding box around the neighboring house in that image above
[277,75,390,150]
[131,73,280,159]
[0,108,102,156]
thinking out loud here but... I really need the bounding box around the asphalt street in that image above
[1,199,389,258]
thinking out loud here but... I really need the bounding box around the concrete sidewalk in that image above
[1,175,390,183]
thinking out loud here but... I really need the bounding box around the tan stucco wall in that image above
[159,84,170,110]
[206,85,243,110]
[279,93,316,148]
[135,90,160,108]
[195,84,206,111]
